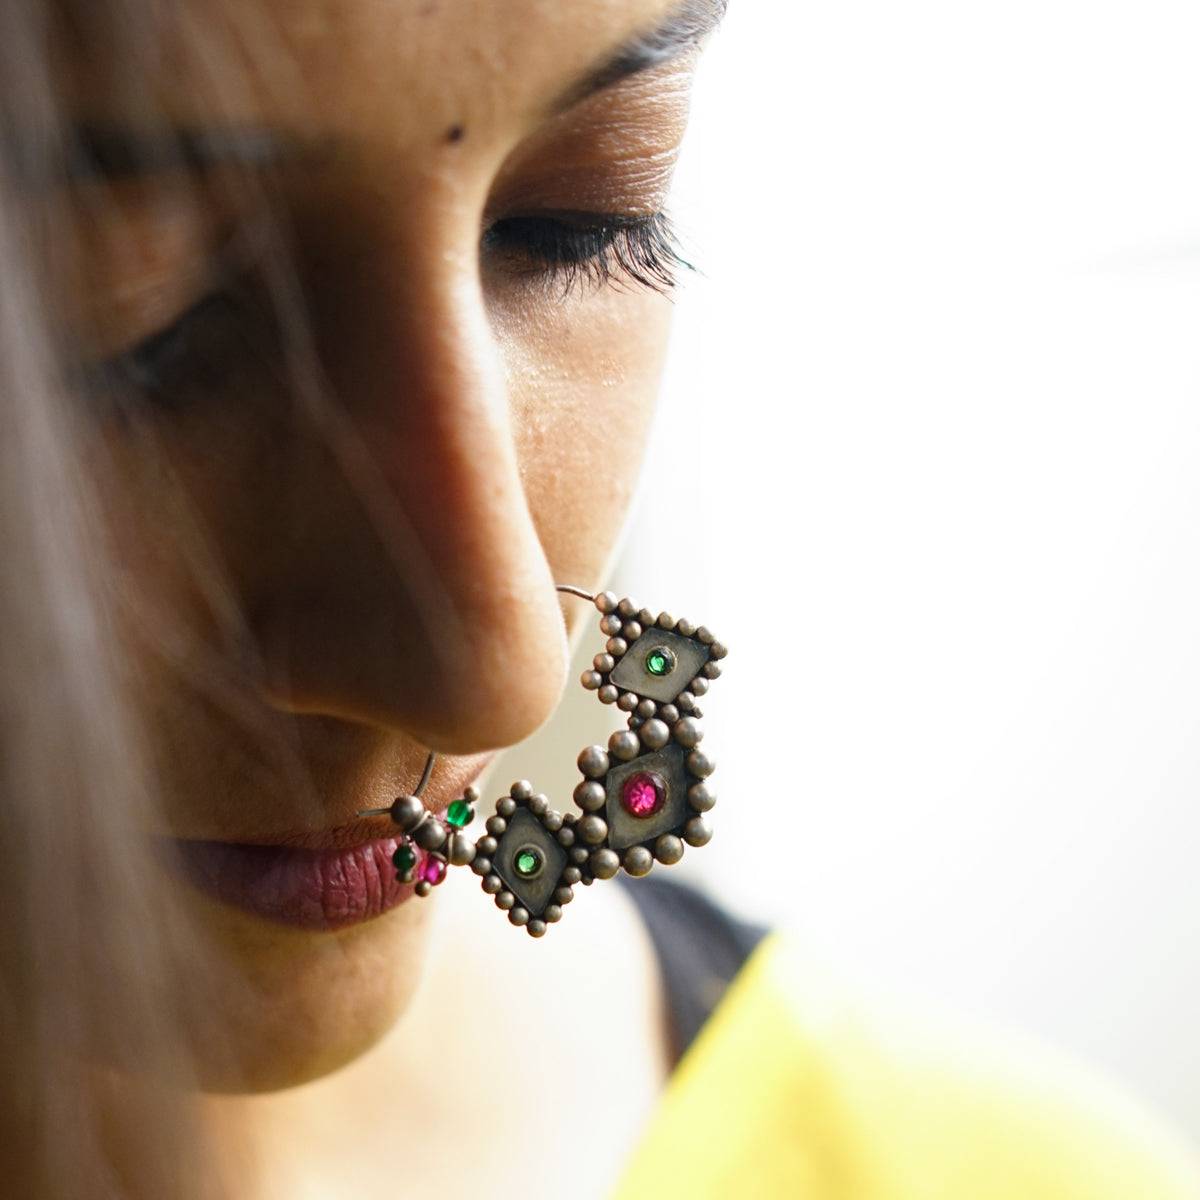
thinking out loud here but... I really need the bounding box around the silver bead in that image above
[595,590,618,614]
[508,906,530,926]
[696,625,714,644]
[687,749,715,778]
[617,597,637,618]
[656,611,674,629]
[673,717,703,748]
[510,780,533,801]
[415,880,432,897]
[709,641,727,660]
[590,848,620,880]
[636,698,657,719]
[605,637,627,658]
[637,608,654,627]
[684,816,713,847]
[527,919,547,938]
[543,810,563,832]
[688,782,716,811]
[413,818,447,851]
[593,652,615,673]
[497,797,516,818]
[581,670,603,690]
[639,718,670,751]
[600,613,623,636]
[543,904,563,923]
[554,886,574,905]
[388,795,425,833]
[577,745,610,779]
[598,685,619,705]
[617,691,639,712]
[622,620,643,641]
[478,836,498,856]
[623,846,653,877]
[609,730,640,761]
[570,846,589,865]
[495,890,516,910]
[690,675,710,696]
[677,691,696,712]
[563,865,583,885]
[578,815,608,845]
[485,815,507,837]
[676,619,696,638]
[659,703,680,724]
[448,833,476,866]
[529,793,550,817]
[482,873,503,894]
[574,780,606,811]
[702,661,722,680]
[464,785,481,803]
[654,834,685,864]
[471,856,492,876]
[557,825,576,847]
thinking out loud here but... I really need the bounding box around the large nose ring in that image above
[359,584,726,938]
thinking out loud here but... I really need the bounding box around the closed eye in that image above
[483,210,691,295]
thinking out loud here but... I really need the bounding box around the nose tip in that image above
[255,555,572,757]
[401,574,571,755]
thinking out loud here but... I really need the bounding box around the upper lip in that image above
[173,813,435,854]
[166,750,489,853]
[272,817,411,851]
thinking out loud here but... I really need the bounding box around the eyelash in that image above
[95,211,690,403]
[484,210,691,296]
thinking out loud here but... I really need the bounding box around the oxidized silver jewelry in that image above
[359,585,726,938]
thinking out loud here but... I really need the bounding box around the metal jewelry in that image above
[359,585,726,938]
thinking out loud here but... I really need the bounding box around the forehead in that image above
[64,0,686,143]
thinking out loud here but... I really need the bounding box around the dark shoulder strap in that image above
[617,874,769,1067]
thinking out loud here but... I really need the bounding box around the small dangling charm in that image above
[391,842,418,884]
[382,784,480,893]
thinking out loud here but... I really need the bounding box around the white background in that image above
[505,0,1200,1146]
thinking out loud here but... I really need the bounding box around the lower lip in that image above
[169,837,413,931]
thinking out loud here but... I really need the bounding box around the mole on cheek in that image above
[444,124,466,144]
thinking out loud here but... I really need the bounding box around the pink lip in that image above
[169,835,413,931]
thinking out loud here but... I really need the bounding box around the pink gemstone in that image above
[419,856,447,886]
[622,772,665,818]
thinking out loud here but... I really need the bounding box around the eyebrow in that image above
[47,0,725,184]
[57,124,296,183]
[555,0,727,112]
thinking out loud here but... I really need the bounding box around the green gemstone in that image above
[515,848,543,878]
[645,647,674,677]
[392,845,417,872]
[446,799,473,828]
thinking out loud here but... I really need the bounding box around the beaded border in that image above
[579,592,727,723]
[468,781,591,938]
[573,716,716,880]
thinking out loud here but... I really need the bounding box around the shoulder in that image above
[616,935,1200,1200]
[616,873,767,1064]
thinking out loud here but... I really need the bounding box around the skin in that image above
[49,0,716,1191]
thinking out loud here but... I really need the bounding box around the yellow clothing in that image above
[615,935,1200,1199]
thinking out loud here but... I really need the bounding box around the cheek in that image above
[502,288,672,581]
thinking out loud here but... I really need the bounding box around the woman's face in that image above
[57,0,717,1088]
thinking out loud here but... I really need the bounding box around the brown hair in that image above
[0,4,266,1194]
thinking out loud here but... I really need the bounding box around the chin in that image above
[181,888,435,1094]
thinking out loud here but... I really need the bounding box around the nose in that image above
[250,207,569,754]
